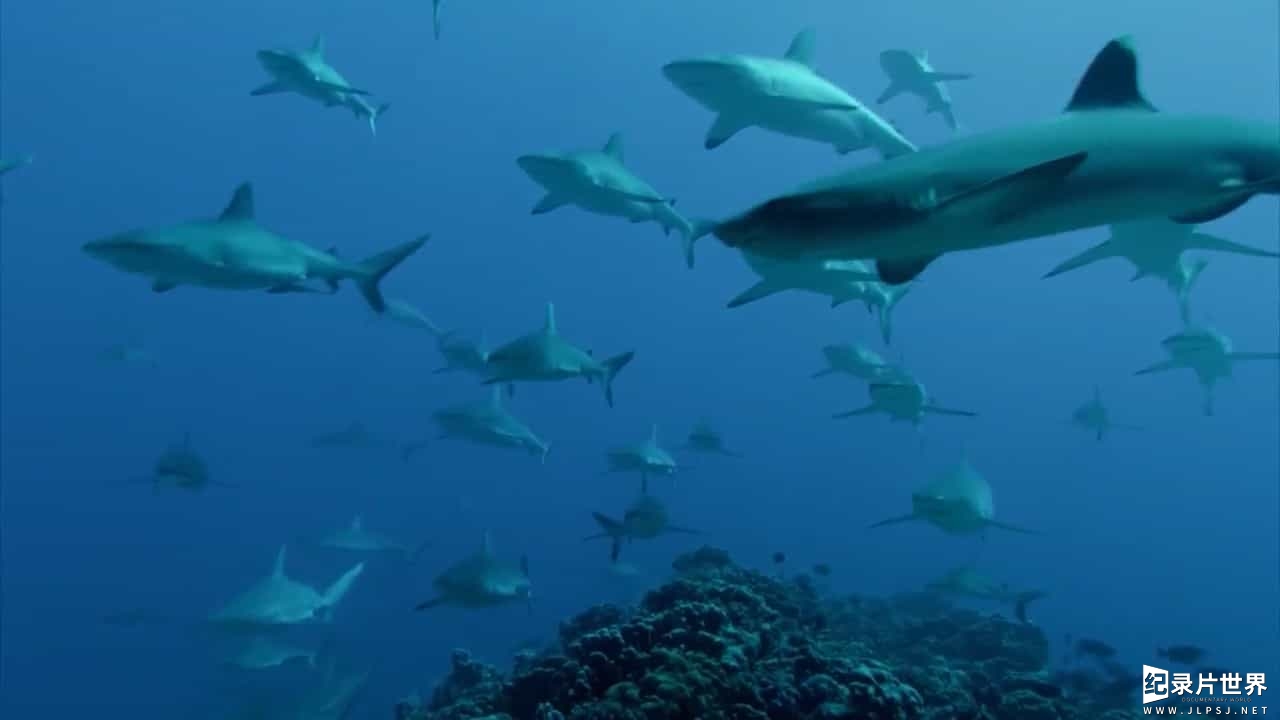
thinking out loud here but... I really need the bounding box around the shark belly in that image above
[755,106,867,151]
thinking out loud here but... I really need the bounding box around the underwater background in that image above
[1,0,1277,717]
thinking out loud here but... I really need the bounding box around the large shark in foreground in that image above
[871,459,1035,536]
[705,37,1280,284]
[82,184,425,313]
[1045,218,1278,323]
[877,49,971,131]
[663,29,916,159]
[251,36,388,135]
[585,494,699,562]
[517,133,702,268]
[483,303,635,408]
[433,386,550,462]
[1135,326,1280,416]
[210,546,364,629]
[414,532,531,612]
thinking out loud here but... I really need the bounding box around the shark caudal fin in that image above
[368,103,391,137]
[1176,258,1210,325]
[877,284,912,345]
[319,562,366,616]
[682,219,718,269]
[352,235,429,313]
[431,0,443,39]
[601,351,635,408]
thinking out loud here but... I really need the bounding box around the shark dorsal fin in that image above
[272,545,287,579]
[1065,36,1156,112]
[481,530,493,556]
[351,515,363,531]
[220,183,255,222]
[603,133,624,162]
[489,385,504,410]
[310,35,325,58]
[543,302,557,335]
[784,29,817,68]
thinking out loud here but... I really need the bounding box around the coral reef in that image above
[400,546,1139,720]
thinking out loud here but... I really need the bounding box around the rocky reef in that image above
[397,546,1139,720]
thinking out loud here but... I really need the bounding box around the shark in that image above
[1071,386,1142,441]
[210,546,364,629]
[1134,325,1280,416]
[832,369,976,426]
[704,36,1280,284]
[811,343,892,381]
[924,566,1047,623]
[606,424,680,493]
[122,433,233,493]
[425,326,518,398]
[314,515,429,562]
[433,386,550,462]
[824,260,915,344]
[342,94,391,137]
[1044,218,1278,323]
[383,297,439,333]
[483,302,635,408]
[680,420,743,458]
[251,36,386,135]
[870,459,1035,536]
[517,133,703,268]
[82,183,426,313]
[725,250,879,309]
[584,494,700,562]
[877,49,971,131]
[223,635,317,671]
[414,532,532,612]
[662,29,916,159]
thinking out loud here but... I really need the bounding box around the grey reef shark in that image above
[697,36,1280,284]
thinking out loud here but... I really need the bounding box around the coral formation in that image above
[401,546,1138,720]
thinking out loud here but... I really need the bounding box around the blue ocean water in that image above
[1,0,1277,717]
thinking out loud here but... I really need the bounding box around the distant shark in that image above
[1135,325,1280,416]
[726,250,879,309]
[210,546,364,629]
[251,36,387,135]
[222,635,317,671]
[811,343,892,381]
[663,29,916,159]
[314,515,429,562]
[517,133,703,268]
[1045,218,1277,323]
[82,183,425,313]
[414,532,532,612]
[824,260,914,344]
[483,302,634,408]
[924,566,1046,623]
[433,386,550,462]
[680,420,743,459]
[606,424,680,493]
[585,494,700,562]
[877,49,971,131]
[120,433,232,493]
[705,36,1280,284]
[832,369,975,426]
[1071,386,1142,441]
[871,459,1035,536]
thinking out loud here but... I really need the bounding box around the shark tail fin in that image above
[601,351,635,408]
[869,513,917,529]
[877,284,912,345]
[319,562,366,615]
[1177,258,1210,324]
[368,103,391,137]
[431,0,442,39]
[352,234,429,313]
[681,219,718,269]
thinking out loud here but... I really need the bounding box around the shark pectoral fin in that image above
[1134,359,1177,375]
[1187,232,1279,258]
[875,83,904,105]
[985,519,1037,535]
[832,405,876,419]
[727,278,787,308]
[250,81,289,96]
[531,194,568,215]
[922,404,977,417]
[869,513,917,529]
[876,255,938,285]
[922,71,972,82]
[705,114,749,150]
[1170,196,1251,225]
[1043,240,1118,278]
[151,280,178,293]
[937,151,1089,225]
